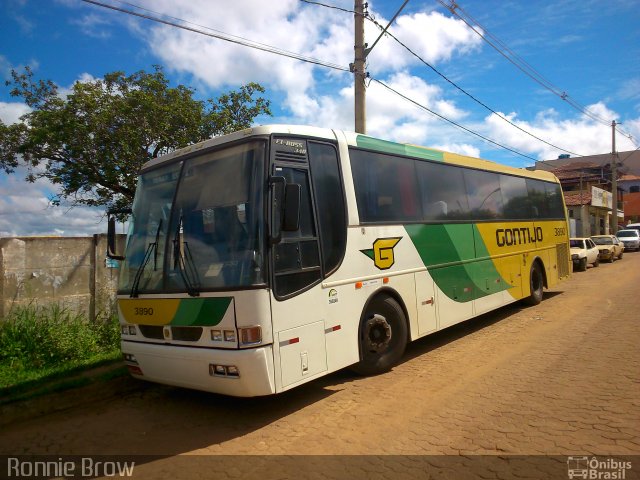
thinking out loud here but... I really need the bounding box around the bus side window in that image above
[416,161,469,221]
[308,142,347,277]
[273,166,322,298]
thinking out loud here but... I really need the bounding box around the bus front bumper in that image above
[121,340,276,397]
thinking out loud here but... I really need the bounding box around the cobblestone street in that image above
[2,252,639,479]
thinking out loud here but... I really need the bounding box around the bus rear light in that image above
[239,326,262,345]
[224,330,237,342]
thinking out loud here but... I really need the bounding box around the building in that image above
[543,162,619,236]
[619,174,640,224]
[533,150,640,236]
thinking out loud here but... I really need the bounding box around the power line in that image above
[80,0,579,163]
[298,0,360,15]
[366,14,586,158]
[437,0,638,146]
[372,78,538,162]
[80,0,350,73]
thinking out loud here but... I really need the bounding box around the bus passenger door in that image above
[415,272,437,335]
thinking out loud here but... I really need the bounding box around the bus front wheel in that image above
[523,262,544,306]
[351,294,408,376]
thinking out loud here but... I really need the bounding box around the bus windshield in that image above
[118,140,266,295]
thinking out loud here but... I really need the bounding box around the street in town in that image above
[2,251,639,479]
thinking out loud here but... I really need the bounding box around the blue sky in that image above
[1,0,639,236]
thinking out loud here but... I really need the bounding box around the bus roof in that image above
[143,124,558,183]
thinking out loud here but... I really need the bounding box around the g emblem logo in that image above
[361,237,402,270]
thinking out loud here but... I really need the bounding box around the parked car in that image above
[624,223,640,234]
[590,235,624,262]
[570,237,600,271]
[617,229,640,252]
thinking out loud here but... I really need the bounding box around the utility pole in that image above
[611,120,618,234]
[352,0,408,134]
[353,0,367,134]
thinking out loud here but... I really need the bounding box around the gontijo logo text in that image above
[496,227,543,247]
[361,237,402,270]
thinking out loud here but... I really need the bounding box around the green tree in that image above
[0,66,271,212]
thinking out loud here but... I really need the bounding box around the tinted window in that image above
[309,142,346,276]
[500,175,530,219]
[416,161,469,220]
[526,179,548,218]
[464,170,504,220]
[350,147,564,224]
[545,182,565,218]
[350,149,422,222]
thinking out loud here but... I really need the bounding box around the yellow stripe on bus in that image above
[118,298,181,325]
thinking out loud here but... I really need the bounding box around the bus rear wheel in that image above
[351,294,408,376]
[523,262,544,306]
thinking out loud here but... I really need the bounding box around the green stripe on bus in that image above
[170,297,233,326]
[356,135,445,162]
[404,224,508,302]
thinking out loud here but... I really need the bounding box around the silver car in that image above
[617,229,640,252]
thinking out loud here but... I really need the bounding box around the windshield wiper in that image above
[172,215,200,297]
[130,219,162,298]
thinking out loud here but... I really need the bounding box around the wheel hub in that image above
[364,314,392,352]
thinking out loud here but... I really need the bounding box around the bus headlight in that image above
[224,330,237,342]
[239,326,262,345]
[211,329,223,342]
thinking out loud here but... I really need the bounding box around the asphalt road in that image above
[2,250,639,479]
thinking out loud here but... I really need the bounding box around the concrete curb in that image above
[0,365,142,428]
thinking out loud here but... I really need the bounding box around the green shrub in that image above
[0,304,120,372]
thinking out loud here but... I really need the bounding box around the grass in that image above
[0,303,122,392]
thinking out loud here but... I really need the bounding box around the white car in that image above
[625,222,640,232]
[570,237,600,271]
[617,229,640,252]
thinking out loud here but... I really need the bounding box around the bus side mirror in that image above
[283,184,301,232]
[107,208,131,260]
[270,178,301,244]
[270,177,285,244]
[107,216,125,260]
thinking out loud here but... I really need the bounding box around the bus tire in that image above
[523,262,544,306]
[351,294,408,376]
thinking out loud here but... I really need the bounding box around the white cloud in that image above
[432,143,481,158]
[125,1,483,111]
[0,101,30,124]
[70,13,113,39]
[483,103,638,161]
[365,10,483,75]
[0,170,106,237]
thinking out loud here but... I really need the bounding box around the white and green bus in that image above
[108,125,571,397]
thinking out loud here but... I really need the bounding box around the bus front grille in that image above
[138,325,164,339]
[171,327,203,341]
[137,325,203,342]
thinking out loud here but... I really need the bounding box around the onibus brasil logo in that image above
[360,237,402,270]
